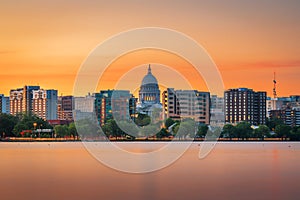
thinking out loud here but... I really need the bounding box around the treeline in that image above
[221,119,300,141]
[100,117,300,141]
[100,116,210,140]
[0,113,78,138]
[1,113,300,141]
[0,113,52,138]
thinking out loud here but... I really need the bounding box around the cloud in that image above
[247,61,300,68]
[221,60,300,71]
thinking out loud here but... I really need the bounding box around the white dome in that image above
[141,65,158,85]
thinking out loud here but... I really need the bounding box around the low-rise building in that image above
[0,94,10,114]
[162,88,210,124]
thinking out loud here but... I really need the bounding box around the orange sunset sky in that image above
[1,0,299,97]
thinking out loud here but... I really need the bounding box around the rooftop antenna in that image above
[273,71,277,98]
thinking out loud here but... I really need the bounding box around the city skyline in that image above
[1,2,300,199]
[1,1,300,96]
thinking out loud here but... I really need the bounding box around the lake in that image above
[1,142,300,200]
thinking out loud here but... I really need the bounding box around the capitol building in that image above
[137,65,162,115]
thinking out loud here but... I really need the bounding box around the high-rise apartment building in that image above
[10,88,24,115]
[224,88,266,125]
[23,86,40,113]
[9,85,40,115]
[9,85,58,120]
[32,89,58,120]
[162,88,210,124]
[10,85,40,115]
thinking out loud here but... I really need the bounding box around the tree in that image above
[135,113,150,127]
[156,128,170,139]
[102,122,113,138]
[173,123,180,139]
[266,118,284,131]
[254,125,270,140]
[110,119,124,139]
[222,124,236,140]
[54,125,69,138]
[165,118,175,129]
[179,118,197,139]
[116,120,139,138]
[68,122,78,139]
[101,119,124,139]
[0,113,18,137]
[290,126,300,141]
[275,124,291,140]
[196,124,208,138]
[236,122,253,140]
[75,118,101,140]
[141,124,159,138]
[12,113,52,137]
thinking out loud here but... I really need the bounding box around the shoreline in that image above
[0,137,295,142]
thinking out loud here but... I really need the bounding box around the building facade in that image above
[266,98,283,117]
[268,95,300,127]
[94,90,136,126]
[210,95,225,125]
[10,88,24,115]
[74,94,95,113]
[162,88,210,124]
[32,89,58,120]
[269,107,300,127]
[138,65,160,105]
[10,85,40,115]
[57,95,74,121]
[0,94,10,114]
[225,88,266,125]
[137,65,162,116]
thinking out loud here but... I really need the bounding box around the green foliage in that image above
[54,125,69,137]
[235,122,253,140]
[175,118,196,139]
[274,124,291,140]
[197,124,208,138]
[68,122,78,138]
[253,125,270,139]
[75,118,100,140]
[135,113,151,127]
[12,113,52,137]
[140,124,158,138]
[117,120,139,137]
[100,119,129,139]
[290,126,300,141]
[0,113,18,137]
[156,128,170,138]
[266,118,284,131]
[222,124,236,139]
[173,124,180,135]
[165,118,175,129]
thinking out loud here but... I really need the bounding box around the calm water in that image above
[1,142,300,200]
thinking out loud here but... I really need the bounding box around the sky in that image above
[1,0,299,97]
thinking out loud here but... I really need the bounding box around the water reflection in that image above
[0,142,300,200]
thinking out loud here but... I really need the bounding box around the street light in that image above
[33,122,37,138]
